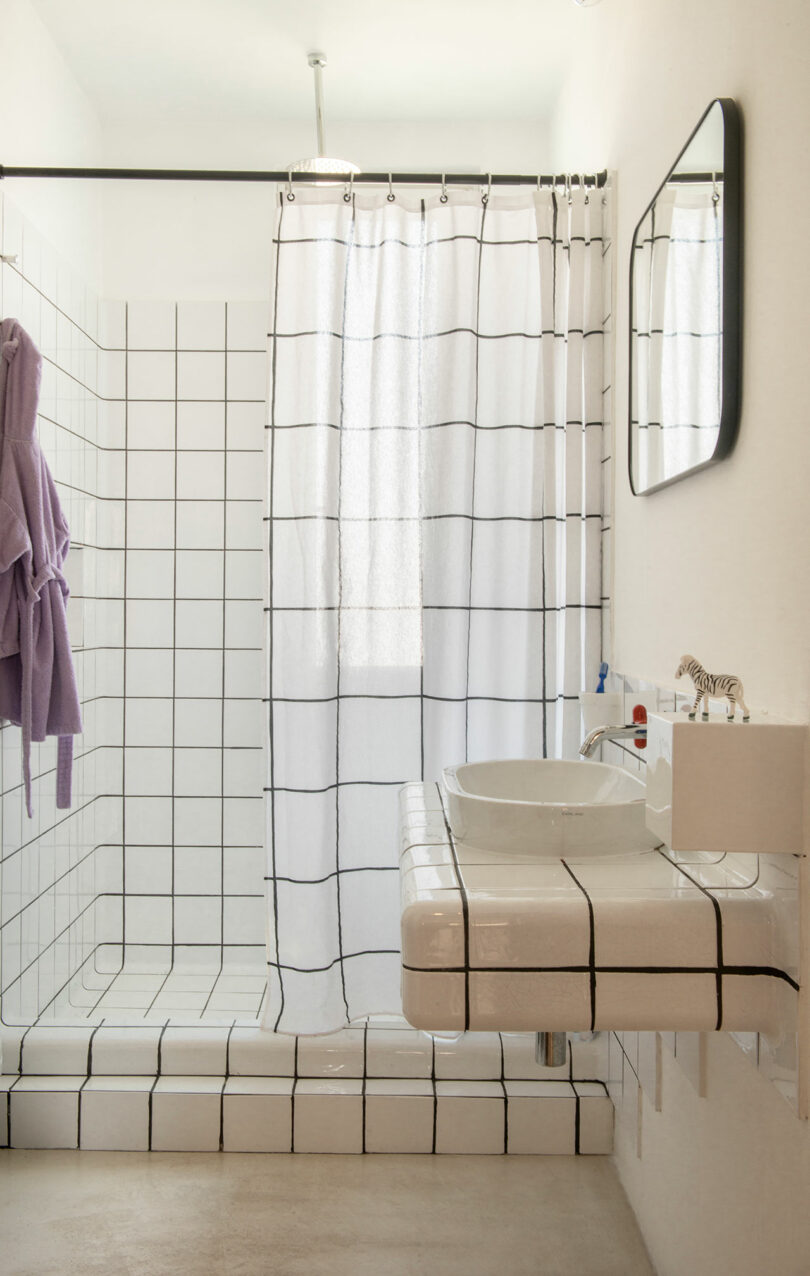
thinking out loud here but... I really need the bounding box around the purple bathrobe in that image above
[0,317,82,816]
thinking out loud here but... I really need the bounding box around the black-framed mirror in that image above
[629,98,742,495]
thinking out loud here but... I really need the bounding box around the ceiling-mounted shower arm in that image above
[308,52,327,159]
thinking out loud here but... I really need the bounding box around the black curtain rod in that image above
[0,164,608,188]
[667,170,724,183]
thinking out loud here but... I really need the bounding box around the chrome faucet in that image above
[579,723,647,757]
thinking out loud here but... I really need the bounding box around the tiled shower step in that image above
[0,1075,613,1154]
[2,1024,609,1083]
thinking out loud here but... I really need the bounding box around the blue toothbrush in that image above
[596,662,608,693]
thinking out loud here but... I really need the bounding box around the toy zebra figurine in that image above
[675,655,750,722]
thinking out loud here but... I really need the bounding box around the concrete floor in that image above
[0,1151,654,1276]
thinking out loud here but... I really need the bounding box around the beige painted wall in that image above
[552,0,810,721]
[552,4,810,1273]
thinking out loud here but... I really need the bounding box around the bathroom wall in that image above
[1,0,103,288]
[96,116,551,300]
[551,0,810,723]
[551,3,810,1273]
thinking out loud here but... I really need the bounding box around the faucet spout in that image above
[579,723,647,757]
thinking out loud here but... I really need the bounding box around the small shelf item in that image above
[675,654,750,722]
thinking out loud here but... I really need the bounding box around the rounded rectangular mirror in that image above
[629,98,742,495]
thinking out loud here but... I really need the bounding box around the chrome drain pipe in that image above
[535,1032,567,1067]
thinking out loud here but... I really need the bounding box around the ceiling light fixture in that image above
[287,52,360,177]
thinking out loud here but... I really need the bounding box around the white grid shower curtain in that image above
[264,185,604,1033]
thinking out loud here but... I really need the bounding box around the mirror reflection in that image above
[629,99,741,494]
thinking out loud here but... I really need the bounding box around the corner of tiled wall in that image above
[1,192,125,1026]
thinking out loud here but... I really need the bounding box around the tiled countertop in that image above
[400,782,799,1034]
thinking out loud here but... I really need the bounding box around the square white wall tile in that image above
[296,1029,365,1079]
[177,302,226,351]
[150,1078,223,1152]
[293,1081,363,1153]
[160,1027,229,1076]
[365,1029,433,1079]
[226,301,268,350]
[222,1078,292,1152]
[365,1091,435,1154]
[11,1082,80,1149]
[91,1026,162,1075]
[434,1032,503,1080]
[80,1083,150,1151]
[126,301,176,350]
[178,351,225,401]
[127,351,175,399]
[505,1085,576,1154]
[177,402,225,450]
[228,1028,296,1077]
[20,1027,90,1076]
[434,1087,505,1154]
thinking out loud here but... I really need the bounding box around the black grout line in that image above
[436,784,470,1031]
[560,860,597,1030]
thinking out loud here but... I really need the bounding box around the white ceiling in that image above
[31,0,595,125]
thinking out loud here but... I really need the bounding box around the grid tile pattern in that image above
[265,188,605,1035]
[0,193,122,1025]
[400,780,798,1035]
[111,298,268,971]
[0,1017,613,1154]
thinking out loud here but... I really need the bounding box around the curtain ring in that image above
[387,172,395,202]
[482,173,492,205]
[440,173,448,203]
[343,172,354,203]
[712,170,720,205]
[583,173,590,205]
[286,168,295,201]
[566,174,573,206]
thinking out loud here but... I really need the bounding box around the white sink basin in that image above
[443,759,661,858]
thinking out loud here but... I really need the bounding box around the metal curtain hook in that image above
[387,172,395,202]
[583,173,590,204]
[712,170,720,204]
[286,168,295,201]
[440,173,448,203]
[482,173,492,205]
[343,172,354,203]
[566,174,573,206]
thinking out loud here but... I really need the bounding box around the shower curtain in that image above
[264,185,604,1034]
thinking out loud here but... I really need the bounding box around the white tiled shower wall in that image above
[0,194,270,1025]
[0,193,121,1025]
[109,296,267,972]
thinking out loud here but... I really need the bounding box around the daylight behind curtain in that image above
[264,185,604,1034]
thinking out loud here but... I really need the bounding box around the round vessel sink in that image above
[442,759,661,858]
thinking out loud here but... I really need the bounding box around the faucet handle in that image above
[632,704,648,749]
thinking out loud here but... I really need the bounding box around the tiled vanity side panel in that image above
[113,299,267,968]
[602,671,800,1121]
[0,193,123,1027]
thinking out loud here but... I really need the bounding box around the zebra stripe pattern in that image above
[675,654,750,722]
